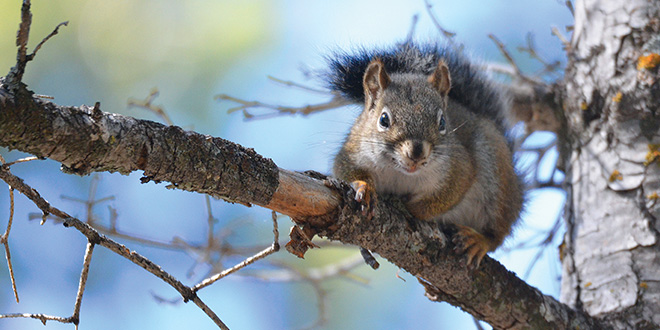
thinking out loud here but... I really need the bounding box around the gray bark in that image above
[561,0,660,327]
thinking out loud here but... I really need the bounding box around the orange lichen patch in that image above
[640,282,648,289]
[584,282,592,288]
[612,92,622,103]
[580,102,588,110]
[637,53,660,70]
[558,242,566,262]
[644,144,660,166]
[608,170,622,182]
[648,192,659,201]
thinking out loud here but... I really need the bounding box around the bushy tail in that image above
[324,42,509,133]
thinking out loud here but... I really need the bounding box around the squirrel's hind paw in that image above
[454,225,490,268]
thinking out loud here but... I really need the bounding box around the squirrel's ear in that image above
[429,60,451,96]
[363,59,391,108]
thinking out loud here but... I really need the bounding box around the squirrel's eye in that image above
[438,114,447,134]
[378,111,391,130]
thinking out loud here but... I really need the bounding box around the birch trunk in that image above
[561,0,660,327]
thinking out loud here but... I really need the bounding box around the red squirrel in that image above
[329,43,523,266]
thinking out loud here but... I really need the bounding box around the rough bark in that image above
[561,0,660,328]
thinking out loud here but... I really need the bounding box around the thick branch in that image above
[0,85,336,217]
[0,83,606,329]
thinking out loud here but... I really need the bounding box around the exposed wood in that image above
[266,169,339,217]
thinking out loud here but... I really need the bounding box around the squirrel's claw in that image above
[351,180,375,219]
[352,180,369,203]
[454,225,490,268]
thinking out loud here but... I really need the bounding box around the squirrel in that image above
[327,43,524,267]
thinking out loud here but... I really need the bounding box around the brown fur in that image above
[333,59,523,267]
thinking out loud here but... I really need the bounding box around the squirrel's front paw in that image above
[453,225,490,268]
[351,180,375,219]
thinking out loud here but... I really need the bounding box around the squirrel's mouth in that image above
[399,160,428,174]
[404,165,420,173]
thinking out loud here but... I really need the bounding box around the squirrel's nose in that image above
[404,140,428,162]
[410,141,424,160]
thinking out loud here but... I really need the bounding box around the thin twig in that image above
[522,215,563,280]
[2,156,38,167]
[243,253,369,329]
[0,155,19,303]
[193,211,280,291]
[127,89,173,126]
[489,34,535,83]
[551,26,571,51]
[26,21,68,61]
[0,313,71,326]
[565,0,574,17]
[267,76,329,94]
[217,94,350,120]
[423,0,456,41]
[71,241,95,327]
[3,243,17,303]
[517,33,562,77]
[404,14,419,44]
[2,188,19,303]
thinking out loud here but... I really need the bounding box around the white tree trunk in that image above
[562,0,660,327]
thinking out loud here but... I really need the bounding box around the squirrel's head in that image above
[356,58,456,175]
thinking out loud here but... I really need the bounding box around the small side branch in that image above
[6,0,67,88]
[0,165,230,329]
[0,155,31,303]
[26,21,68,62]
[0,313,71,326]
[217,94,350,120]
[71,241,95,327]
[193,211,280,292]
[489,34,540,85]
[128,89,173,126]
[423,0,457,41]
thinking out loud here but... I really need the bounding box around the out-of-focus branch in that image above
[488,34,563,134]
[217,93,350,120]
[192,211,280,291]
[423,0,456,41]
[128,88,173,126]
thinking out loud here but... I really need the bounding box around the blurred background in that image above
[0,0,571,329]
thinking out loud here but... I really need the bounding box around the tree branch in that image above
[0,164,229,329]
[0,81,608,329]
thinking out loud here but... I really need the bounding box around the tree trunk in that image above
[561,0,660,327]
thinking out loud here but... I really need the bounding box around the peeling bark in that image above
[561,0,660,327]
